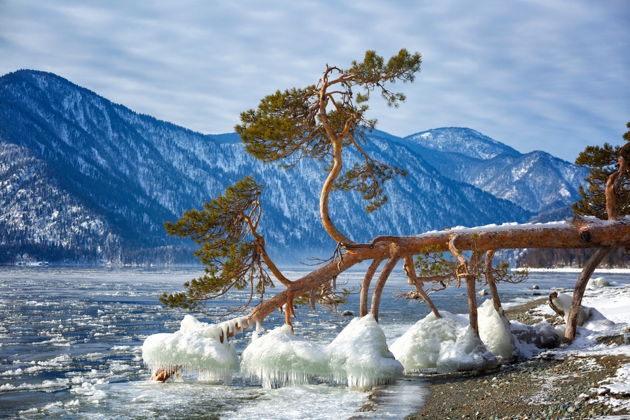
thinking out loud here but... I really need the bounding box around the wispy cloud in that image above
[0,0,628,160]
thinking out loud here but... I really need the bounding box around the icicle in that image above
[240,324,329,388]
[327,315,403,389]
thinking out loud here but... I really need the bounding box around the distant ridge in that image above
[0,69,585,264]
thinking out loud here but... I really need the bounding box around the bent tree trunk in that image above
[243,218,630,330]
[360,258,382,317]
[564,247,611,341]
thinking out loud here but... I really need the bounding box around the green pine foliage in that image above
[235,49,421,212]
[160,177,274,310]
[573,122,630,219]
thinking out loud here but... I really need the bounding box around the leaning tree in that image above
[160,50,630,357]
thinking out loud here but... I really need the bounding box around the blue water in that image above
[0,266,628,419]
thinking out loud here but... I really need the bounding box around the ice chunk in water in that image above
[327,314,403,389]
[240,324,329,388]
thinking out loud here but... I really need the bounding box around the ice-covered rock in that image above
[327,314,403,389]
[142,315,241,382]
[240,324,329,388]
[478,299,513,361]
[511,322,561,359]
[436,326,498,372]
[390,311,465,372]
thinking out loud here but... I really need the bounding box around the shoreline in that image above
[405,287,630,419]
[516,267,630,274]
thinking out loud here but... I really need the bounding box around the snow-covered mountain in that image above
[0,70,580,264]
[404,128,586,213]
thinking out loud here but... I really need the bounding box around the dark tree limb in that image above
[403,255,441,318]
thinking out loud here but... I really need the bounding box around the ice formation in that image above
[142,315,244,382]
[391,306,503,373]
[478,299,514,361]
[390,311,465,372]
[327,314,403,388]
[588,276,611,288]
[240,324,329,388]
[436,326,498,372]
[242,315,403,389]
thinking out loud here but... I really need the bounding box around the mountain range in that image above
[0,70,587,264]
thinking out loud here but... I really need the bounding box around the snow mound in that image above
[551,293,590,325]
[548,292,615,338]
[478,299,513,361]
[390,311,465,372]
[240,324,329,388]
[142,315,243,382]
[437,326,498,372]
[327,314,403,389]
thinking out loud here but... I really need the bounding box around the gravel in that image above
[403,300,630,419]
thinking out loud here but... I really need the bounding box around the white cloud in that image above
[0,0,628,160]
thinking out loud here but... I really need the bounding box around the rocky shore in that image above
[405,294,630,419]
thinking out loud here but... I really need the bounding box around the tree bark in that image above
[360,259,382,317]
[466,275,479,334]
[564,247,611,341]
[605,154,628,221]
[370,247,400,322]
[403,255,441,318]
[484,250,503,313]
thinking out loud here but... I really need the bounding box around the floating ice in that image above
[240,324,329,388]
[142,315,243,382]
[478,299,513,361]
[588,276,611,289]
[390,311,465,372]
[327,314,403,389]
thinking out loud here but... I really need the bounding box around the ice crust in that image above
[390,309,498,373]
[242,314,403,389]
[142,315,244,382]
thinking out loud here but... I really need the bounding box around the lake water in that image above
[1,266,628,419]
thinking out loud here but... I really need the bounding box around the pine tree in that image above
[573,122,630,219]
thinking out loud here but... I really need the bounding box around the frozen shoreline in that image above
[411,283,630,418]
[515,267,630,274]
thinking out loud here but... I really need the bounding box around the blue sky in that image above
[0,0,628,161]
